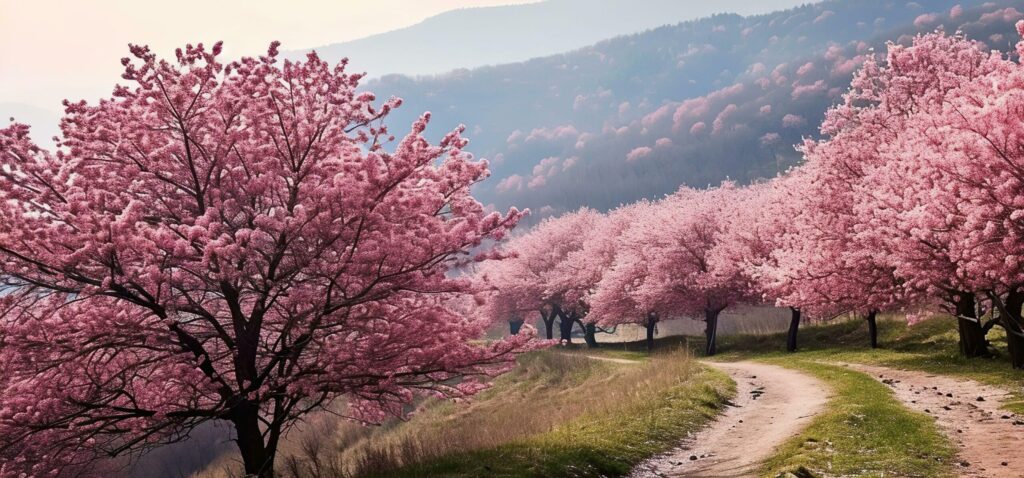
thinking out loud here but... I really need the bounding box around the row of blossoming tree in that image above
[0,44,539,477]
[479,25,1024,367]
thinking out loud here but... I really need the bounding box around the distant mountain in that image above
[360,0,1024,218]
[289,0,810,77]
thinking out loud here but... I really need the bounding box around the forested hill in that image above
[363,0,1024,217]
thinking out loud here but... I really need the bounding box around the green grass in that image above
[594,315,1024,413]
[366,349,733,478]
[713,316,1024,414]
[758,359,955,478]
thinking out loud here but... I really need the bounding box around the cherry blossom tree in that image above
[477,209,601,343]
[722,177,809,351]
[549,202,650,347]
[595,184,755,355]
[852,27,1024,366]
[647,184,759,355]
[581,200,675,350]
[763,43,951,350]
[0,42,534,477]
[937,33,1024,367]
[588,201,666,352]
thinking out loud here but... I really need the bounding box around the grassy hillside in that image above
[200,350,732,477]
[358,317,994,478]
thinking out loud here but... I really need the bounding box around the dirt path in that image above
[846,363,1024,478]
[630,361,829,478]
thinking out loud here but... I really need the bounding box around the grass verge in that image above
[353,348,733,477]
[757,359,955,478]
[716,317,1024,414]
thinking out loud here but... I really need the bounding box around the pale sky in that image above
[0,0,537,112]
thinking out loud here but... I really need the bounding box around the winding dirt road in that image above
[630,361,829,478]
[848,363,1024,478]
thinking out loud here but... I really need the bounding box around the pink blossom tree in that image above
[647,184,759,355]
[477,209,601,343]
[764,42,956,350]
[588,201,667,352]
[0,43,534,477]
[851,27,1024,366]
[555,201,654,348]
[721,177,810,351]
[596,184,755,355]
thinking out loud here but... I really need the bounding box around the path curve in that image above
[846,363,1024,478]
[630,361,829,478]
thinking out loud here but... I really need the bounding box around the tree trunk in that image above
[704,309,720,356]
[509,319,525,335]
[555,305,574,344]
[645,313,658,353]
[866,310,879,349]
[581,321,599,348]
[1002,289,1024,369]
[954,292,988,358]
[786,307,801,353]
[540,309,555,340]
[232,401,275,478]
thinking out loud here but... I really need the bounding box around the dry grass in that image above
[337,352,608,476]
[196,348,731,477]
[368,348,731,477]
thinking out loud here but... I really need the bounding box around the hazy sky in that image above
[0,0,538,112]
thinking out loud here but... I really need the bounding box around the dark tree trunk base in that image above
[1003,289,1024,369]
[786,308,801,353]
[542,316,555,340]
[233,401,275,478]
[556,306,574,344]
[1007,330,1024,369]
[866,311,878,349]
[645,315,658,353]
[583,322,599,348]
[956,317,989,358]
[705,309,720,356]
[954,292,988,358]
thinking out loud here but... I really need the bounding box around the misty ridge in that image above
[358,0,1024,220]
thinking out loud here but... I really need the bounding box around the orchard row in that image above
[478,26,1024,368]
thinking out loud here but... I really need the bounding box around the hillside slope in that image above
[364,0,1024,215]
